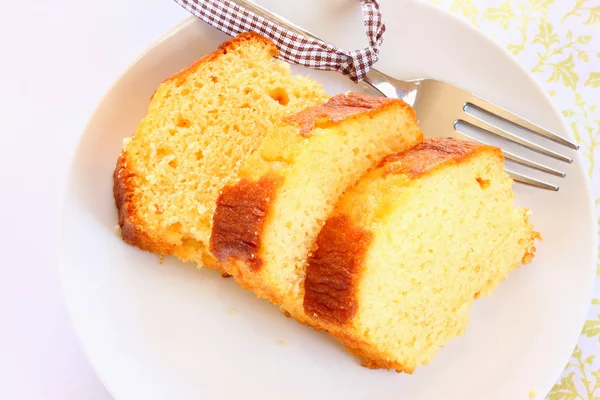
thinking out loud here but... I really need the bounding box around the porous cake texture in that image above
[303,137,539,372]
[114,33,328,267]
[210,92,424,319]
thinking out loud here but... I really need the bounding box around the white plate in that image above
[58,1,597,399]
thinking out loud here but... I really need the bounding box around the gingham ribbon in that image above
[174,0,385,82]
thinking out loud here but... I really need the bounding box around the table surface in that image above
[0,0,598,399]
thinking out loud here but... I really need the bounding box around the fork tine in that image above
[505,168,559,191]
[502,150,566,177]
[466,96,579,150]
[458,114,573,163]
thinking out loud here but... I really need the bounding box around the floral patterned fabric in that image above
[429,1,599,398]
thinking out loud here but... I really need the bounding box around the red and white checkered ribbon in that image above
[174,0,385,82]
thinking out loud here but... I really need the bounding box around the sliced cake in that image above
[113,32,328,267]
[210,92,424,318]
[303,137,539,373]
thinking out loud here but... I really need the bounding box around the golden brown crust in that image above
[114,151,164,252]
[162,32,278,87]
[379,137,503,178]
[210,175,282,271]
[303,215,372,325]
[284,92,409,137]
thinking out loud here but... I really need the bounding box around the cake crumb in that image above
[528,390,536,398]
[159,255,165,264]
[277,340,286,345]
[228,308,238,315]
[113,225,122,237]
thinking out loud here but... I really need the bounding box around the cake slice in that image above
[303,137,539,373]
[210,92,423,318]
[114,32,328,267]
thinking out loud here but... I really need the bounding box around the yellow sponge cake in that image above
[210,92,423,318]
[112,33,539,374]
[303,137,539,372]
[113,32,328,267]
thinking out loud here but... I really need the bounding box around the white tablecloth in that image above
[0,0,597,398]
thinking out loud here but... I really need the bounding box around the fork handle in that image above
[228,0,386,95]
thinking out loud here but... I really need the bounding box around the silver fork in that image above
[232,0,579,191]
